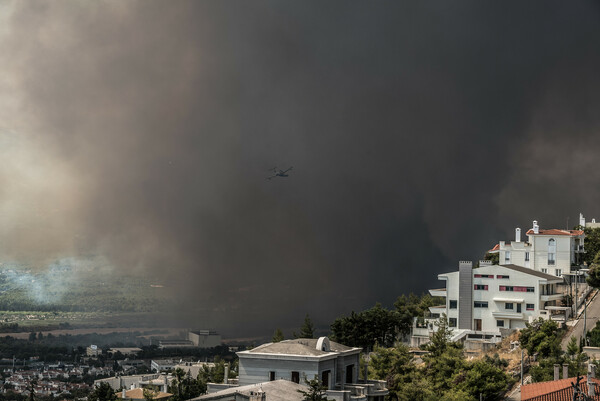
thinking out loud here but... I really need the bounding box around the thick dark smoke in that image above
[1,1,600,336]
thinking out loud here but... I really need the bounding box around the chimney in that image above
[563,364,568,379]
[580,213,586,228]
[122,389,126,399]
[554,364,560,381]
[590,363,597,379]
[224,363,229,384]
[533,221,539,234]
[515,228,521,243]
[589,364,597,397]
[163,375,168,393]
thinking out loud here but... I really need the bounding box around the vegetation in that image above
[330,303,399,349]
[368,317,513,401]
[295,315,315,339]
[297,376,330,401]
[330,294,440,351]
[169,368,205,401]
[88,382,117,401]
[518,318,563,359]
[272,328,284,343]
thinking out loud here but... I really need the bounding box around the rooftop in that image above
[241,337,359,357]
[521,376,600,400]
[500,264,564,281]
[526,229,585,236]
[194,380,306,401]
[117,388,172,400]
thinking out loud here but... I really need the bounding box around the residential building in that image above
[86,345,102,357]
[96,373,169,392]
[521,364,599,400]
[194,380,306,401]
[417,260,564,344]
[581,213,600,229]
[151,359,177,373]
[234,337,388,401]
[490,220,585,276]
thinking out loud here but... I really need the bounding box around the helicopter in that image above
[267,166,293,180]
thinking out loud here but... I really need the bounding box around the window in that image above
[449,318,457,327]
[555,269,562,276]
[499,286,534,292]
[525,252,530,262]
[449,300,457,309]
[526,304,535,311]
[542,268,548,274]
[269,371,275,381]
[505,251,511,263]
[497,320,504,327]
[474,284,488,290]
[474,274,493,278]
[548,239,556,265]
[496,275,510,279]
[474,301,488,308]
[291,371,300,384]
[505,303,514,310]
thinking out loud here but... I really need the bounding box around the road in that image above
[561,290,600,350]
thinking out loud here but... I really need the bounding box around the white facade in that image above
[235,337,388,401]
[491,220,585,276]
[427,261,563,337]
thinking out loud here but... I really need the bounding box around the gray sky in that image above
[1,1,600,336]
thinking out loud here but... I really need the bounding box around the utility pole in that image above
[521,349,524,386]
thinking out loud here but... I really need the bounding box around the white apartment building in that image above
[423,261,564,342]
[489,220,585,276]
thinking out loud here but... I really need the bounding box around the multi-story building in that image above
[418,260,564,344]
[489,220,585,276]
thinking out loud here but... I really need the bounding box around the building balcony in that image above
[429,288,447,297]
[492,311,524,319]
[541,293,563,302]
[429,305,446,315]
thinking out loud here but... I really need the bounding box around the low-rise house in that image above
[234,337,387,401]
[521,364,599,400]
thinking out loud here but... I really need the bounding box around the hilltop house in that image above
[489,220,585,276]
[412,260,565,346]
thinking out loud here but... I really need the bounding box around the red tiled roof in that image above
[521,376,600,400]
[526,229,585,236]
[488,244,500,253]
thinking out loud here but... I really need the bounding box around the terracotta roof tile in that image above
[526,229,585,236]
[521,376,600,400]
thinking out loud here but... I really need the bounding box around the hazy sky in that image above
[1,1,600,336]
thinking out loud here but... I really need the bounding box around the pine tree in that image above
[272,328,284,342]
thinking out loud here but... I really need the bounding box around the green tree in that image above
[519,318,562,358]
[295,314,315,339]
[369,344,422,401]
[583,227,600,266]
[142,389,155,401]
[272,328,284,343]
[587,265,600,288]
[483,251,499,265]
[297,376,330,401]
[453,359,514,401]
[394,294,439,337]
[88,382,117,401]
[567,336,579,358]
[331,303,400,349]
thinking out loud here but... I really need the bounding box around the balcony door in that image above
[474,319,482,331]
